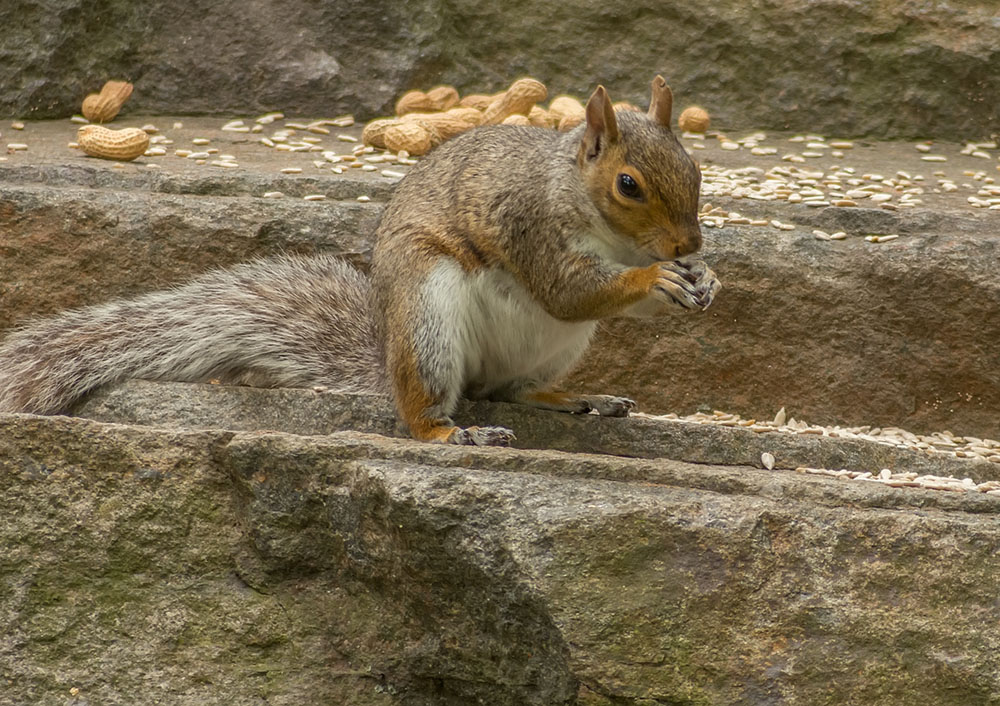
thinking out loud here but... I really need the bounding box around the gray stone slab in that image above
[75,380,1000,484]
[2,412,999,704]
[1,0,998,138]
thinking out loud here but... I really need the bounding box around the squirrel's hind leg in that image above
[394,367,516,447]
[384,275,515,447]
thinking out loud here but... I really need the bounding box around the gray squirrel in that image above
[0,76,720,446]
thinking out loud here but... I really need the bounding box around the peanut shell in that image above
[81,80,134,123]
[502,114,531,127]
[678,106,710,133]
[482,78,548,125]
[383,122,433,156]
[76,125,149,161]
[403,109,481,144]
[528,105,556,128]
[458,94,494,110]
[425,85,460,111]
[444,107,485,126]
[548,95,586,122]
[395,91,432,116]
[395,85,461,116]
[361,118,400,149]
[558,114,585,132]
[402,112,475,145]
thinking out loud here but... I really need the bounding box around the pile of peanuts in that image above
[361,78,641,156]
[60,77,664,162]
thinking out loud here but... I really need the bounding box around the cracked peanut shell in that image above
[81,80,134,123]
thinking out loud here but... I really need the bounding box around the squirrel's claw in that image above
[586,395,637,417]
[451,425,516,447]
[654,262,703,310]
[694,268,722,310]
[675,258,722,310]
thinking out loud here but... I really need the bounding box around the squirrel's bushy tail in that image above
[0,254,384,414]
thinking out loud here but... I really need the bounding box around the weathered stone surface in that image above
[0,180,381,330]
[1,0,997,138]
[3,407,1000,705]
[3,6,998,703]
[76,380,1000,485]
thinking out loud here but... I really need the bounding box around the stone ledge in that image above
[2,411,999,705]
[0,154,396,201]
[5,175,1000,438]
[0,182,381,330]
[76,379,1000,487]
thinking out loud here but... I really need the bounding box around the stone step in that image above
[76,380,1000,486]
[2,410,999,704]
[0,181,382,330]
[0,158,396,201]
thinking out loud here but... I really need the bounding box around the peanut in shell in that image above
[458,94,495,110]
[678,106,710,133]
[502,114,531,127]
[548,95,586,131]
[361,118,399,149]
[76,125,150,161]
[383,122,433,156]
[395,85,460,116]
[81,81,134,123]
[481,78,548,125]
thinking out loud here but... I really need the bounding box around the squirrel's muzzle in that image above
[665,224,702,258]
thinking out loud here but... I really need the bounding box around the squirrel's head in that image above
[577,76,702,261]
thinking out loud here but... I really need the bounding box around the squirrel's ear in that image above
[582,85,620,160]
[648,75,674,128]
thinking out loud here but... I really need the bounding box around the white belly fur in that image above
[426,262,597,396]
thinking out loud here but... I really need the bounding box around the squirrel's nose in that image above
[672,227,702,257]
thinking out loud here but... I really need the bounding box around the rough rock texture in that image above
[2,398,1000,705]
[1,0,998,138]
[0,179,380,328]
[77,380,1000,485]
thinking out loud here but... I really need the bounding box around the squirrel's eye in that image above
[616,173,641,199]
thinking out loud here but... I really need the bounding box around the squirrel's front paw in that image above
[652,261,703,310]
[677,258,722,310]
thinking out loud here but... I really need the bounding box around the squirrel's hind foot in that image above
[582,394,637,417]
[449,425,516,447]
[512,390,637,417]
